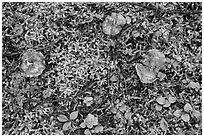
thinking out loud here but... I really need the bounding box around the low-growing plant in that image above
[156,95,177,111]
[173,103,201,122]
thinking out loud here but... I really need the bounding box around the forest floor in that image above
[2,2,202,135]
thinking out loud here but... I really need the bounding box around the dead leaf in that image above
[136,63,156,83]
[155,104,163,111]
[84,97,93,106]
[156,96,166,105]
[168,96,177,104]
[184,103,193,113]
[173,109,182,118]
[62,122,71,131]
[160,118,168,131]
[57,114,68,122]
[192,109,201,118]
[70,111,78,120]
[181,113,190,122]
[163,99,171,108]
[84,129,91,135]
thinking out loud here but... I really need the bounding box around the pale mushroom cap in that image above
[136,63,157,83]
[21,49,45,77]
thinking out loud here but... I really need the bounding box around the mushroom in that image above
[21,49,45,77]
[136,49,166,83]
[102,13,129,36]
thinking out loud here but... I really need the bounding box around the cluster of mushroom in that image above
[20,13,165,84]
[135,49,166,83]
[21,49,45,77]
[102,13,166,83]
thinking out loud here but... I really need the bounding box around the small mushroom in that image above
[136,49,166,83]
[143,49,166,72]
[21,49,45,77]
[102,13,127,36]
[136,63,156,83]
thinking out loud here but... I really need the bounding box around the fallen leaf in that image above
[184,103,193,113]
[163,99,171,108]
[155,104,163,111]
[84,114,98,129]
[192,109,201,118]
[124,112,133,120]
[80,122,86,128]
[188,81,200,89]
[62,122,71,131]
[84,97,93,106]
[94,126,104,133]
[126,16,132,24]
[156,96,166,105]
[70,111,78,120]
[84,129,91,135]
[57,114,68,122]
[136,63,156,83]
[157,72,166,81]
[110,75,118,82]
[181,113,190,122]
[173,109,182,118]
[111,107,118,114]
[168,96,177,104]
[160,118,168,131]
[119,104,127,112]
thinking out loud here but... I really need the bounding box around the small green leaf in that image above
[192,110,201,118]
[111,107,118,114]
[70,111,78,120]
[80,122,86,128]
[160,118,168,131]
[181,113,190,122]
[157,72,166,81]
[94,126,104,133]
[84,129,91,135]
[110,75,118,82]
[62,122,71,131]
[173,109,182,118]
[155,104,163,111]
[163,99,171,108]
[83,97,93,106]
[168,96,177,104]
[57,114,68,122]
[119,104,127,112]
[184,103,193,113]
[85,114,98,129]
[124,112,133,120]
[188,81,200,89]
[156,96,166,105]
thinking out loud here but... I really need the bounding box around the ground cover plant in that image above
[2,2,202,135]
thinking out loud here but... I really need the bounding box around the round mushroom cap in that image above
[143,49,166,71]
[136,49,166,83]
[21,49,45,77]
[102,13,127,36]
[136,63,157,83]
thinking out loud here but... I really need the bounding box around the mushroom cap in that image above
[136,49,166,83]
[21,49,45,77]
[102,13,126,36]
[136,63,157,83]
[143,49,166,71]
